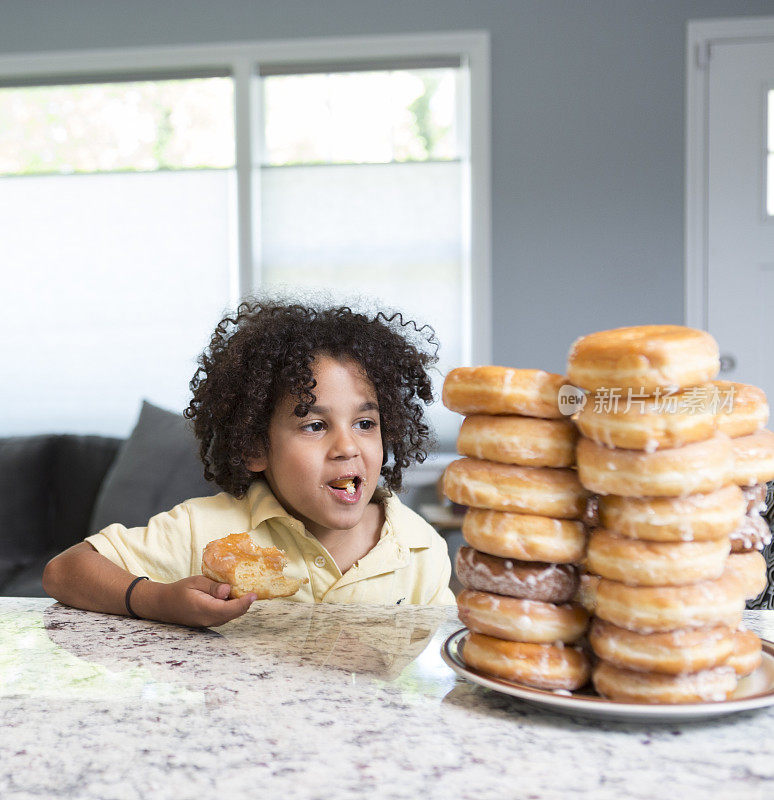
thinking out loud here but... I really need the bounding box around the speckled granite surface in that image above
[1,599,774,799]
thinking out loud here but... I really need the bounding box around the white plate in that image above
[441,628,774,722]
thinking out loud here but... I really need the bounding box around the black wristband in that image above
[125,576,149,619]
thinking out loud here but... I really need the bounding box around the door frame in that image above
[685,15,774,329]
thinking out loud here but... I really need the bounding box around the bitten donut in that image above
[573,390,716,452]
[457,589,589,644]
[462,509,587,564]
[589,619,735,675]
[576,435,733,497]
[726,629,763,677]
[444,457,588,518]
[455,546,579,602]
[592,661,737,704]
[462,631,591,690]
[730,429,774,486]
[457,415,578,467]
[442,367,565,418]
[596,486,746,542]
[592,567,746,633]
[586,529,730,586]
[566,325,720,394]
[713,381,769,438]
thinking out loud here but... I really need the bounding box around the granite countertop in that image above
[1,599,774,800]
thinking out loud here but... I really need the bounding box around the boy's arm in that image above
[42,542,256,627]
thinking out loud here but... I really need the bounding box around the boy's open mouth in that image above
[326,475,363,503]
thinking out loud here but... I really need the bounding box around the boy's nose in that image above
[330,426,359,458]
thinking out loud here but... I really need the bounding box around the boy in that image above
[43,301,456,625]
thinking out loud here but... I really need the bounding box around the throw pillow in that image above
[88,400,218,533]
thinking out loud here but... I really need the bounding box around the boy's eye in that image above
[302,421,325,432]
[356,419,378,430]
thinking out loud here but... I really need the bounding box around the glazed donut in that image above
[596,486,746,543]
[443,457,588,518]
[586,529,730,586]
[743,483,768,514]
[462,509,586,564]
[726,629,763,677]
[576,435,733,497]
[576,573,601,613]
[456,415,577,467]
[713,381,769,438]
[462,631,591,690]
[573,389,716,452]
[589,619,735,675]
[443,367,565,419]
[730,429,774,486]
[592,661,737,704]
[457,589,589,644]
[566,325,719,394]
[730,512,772,553]
[201,533,308,599]
[455,546,579,602]
[592,567,745,633]
[725,550,768,599]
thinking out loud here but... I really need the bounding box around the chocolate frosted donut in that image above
[455,546,579,603]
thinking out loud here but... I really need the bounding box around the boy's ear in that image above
[244,455,267,472]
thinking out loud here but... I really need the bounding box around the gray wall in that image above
[3,0,774,373]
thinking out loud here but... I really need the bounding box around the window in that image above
[0,35,489,448]
[1,77,237,433]
[259,66,466,444]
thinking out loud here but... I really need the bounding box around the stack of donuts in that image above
[441,367,591,691]
[568,325,771,703]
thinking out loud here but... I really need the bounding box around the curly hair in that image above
[184,299,439,497]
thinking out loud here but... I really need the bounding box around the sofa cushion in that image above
[1,553,53,597]
[88,400,218,534]
[49,435,122,551]
[0,435,54,561]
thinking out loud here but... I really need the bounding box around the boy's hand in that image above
[143,576,258,628]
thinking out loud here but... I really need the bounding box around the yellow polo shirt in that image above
[84,481,456,605]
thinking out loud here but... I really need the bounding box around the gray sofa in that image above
[0,402,217,596]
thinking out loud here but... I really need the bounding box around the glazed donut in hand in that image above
[444,457,588,518]
[443,366,565,418]
[455,546,579,602]
[566,325,720,394]
[730,429,774,486]
[592,661,737,704]
[457,415,577,467]
[462,631,591,690]
[457,589,589,644]
[201,533,308,599]
[586,529,730,586]
[726,629,763,677]
[592,566,746,633]
[589,619,735,675]
[574,389,717,452]
[462,509,587,564]
[713,381,769,438]
[596,486,746,543]
[576,435,733,497]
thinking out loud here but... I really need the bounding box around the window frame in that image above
[0,31,491,365]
